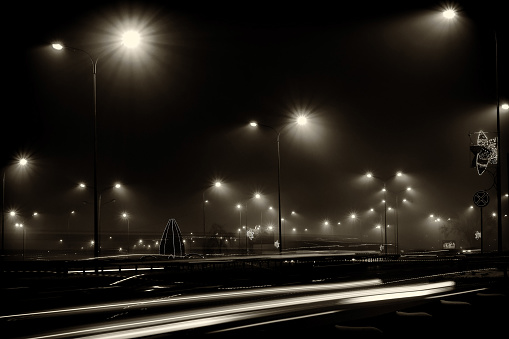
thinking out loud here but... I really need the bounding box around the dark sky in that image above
[3,0,508,252]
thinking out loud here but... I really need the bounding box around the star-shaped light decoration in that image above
[470,131,497,175]
[274,240,280,248]
[475,231,482,240]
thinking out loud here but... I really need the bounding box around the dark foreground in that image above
[1,253,508,338]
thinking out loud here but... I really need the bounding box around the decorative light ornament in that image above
[475,231,481,240]
[469,130,497,175]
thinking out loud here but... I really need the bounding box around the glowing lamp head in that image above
[19,158,28,166]
[296,116,307,125]
[52,43,63,50]
[249,122,258,127]
[122,31,140,48]
[442,9,456,19]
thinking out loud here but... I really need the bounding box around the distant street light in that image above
[394,187,411,254]
[203,180,223,243]
[15,223,25,260]
[238,192,262,255]
[52,31,140,257]
[80,182,121,237]
[249,115,308,253]
[122,212,130,254]
[2,157,29,256]
[365,171,403,256]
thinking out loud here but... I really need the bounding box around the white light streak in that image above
[0,279,381,320]
[13,280,455,339]
[338,281,455,304]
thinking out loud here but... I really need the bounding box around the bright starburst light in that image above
[122,30,140,48]
[297,116,307,125]
[442,9,456,19]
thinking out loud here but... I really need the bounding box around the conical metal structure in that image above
[159,218,185,257]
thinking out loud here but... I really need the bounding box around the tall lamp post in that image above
[15,223,25,260]
[366,171,402,256]
[52,31,139,257]
[202,181,222,238]
[236,204,243,252]
[393,187,411,255]
[249,116,307,253]
[202,180,222,255]
[122,212,129,254]
[443,9,507,253]
[1,157,28,256]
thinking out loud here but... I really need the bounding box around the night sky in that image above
[3,0,508,253]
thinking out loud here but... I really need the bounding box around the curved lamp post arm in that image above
[52,44,98,73]
[251,118,307,254]
[52,43,100,257]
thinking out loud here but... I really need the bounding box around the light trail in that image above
[0,279,382,320]
[17,280,455,339]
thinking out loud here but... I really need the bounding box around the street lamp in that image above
[2,157,29,256]
[394,187,411,254]
[79,182,121,243]
[443,8,506,253]
[239,192,262,255]
[15,223,25,260]
[67,210,75,253]
[122,212,130,254]
[202,180,223,246]
[366,171,403,256]
[52,31,140,258]
[249,115,307,253]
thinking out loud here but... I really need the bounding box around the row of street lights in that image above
[54,25,307,258]
[4,7,505,258]
[186,173,416,254]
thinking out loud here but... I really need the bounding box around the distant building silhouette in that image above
[159,218,185,257]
